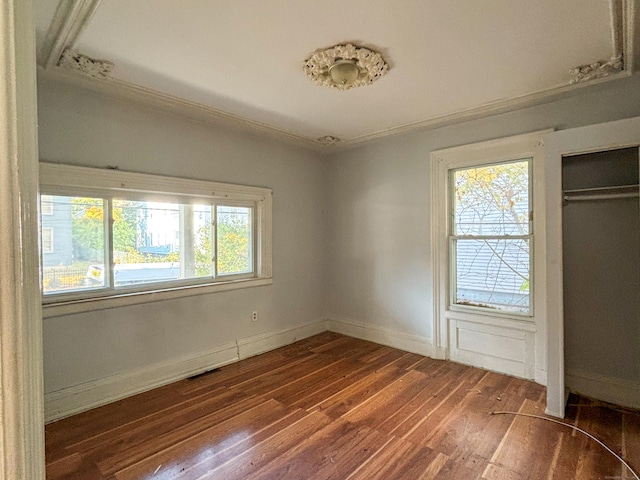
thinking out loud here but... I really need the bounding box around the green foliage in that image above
[71,199,251,276]
[112,200,138,252]
[194,224,213,276]
[455,161,529,234]
[71,198,139,260]
[71,197,105,253]
[217,212,251,275]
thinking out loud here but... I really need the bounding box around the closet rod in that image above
[564,192,639,202]
[563,184,639,194]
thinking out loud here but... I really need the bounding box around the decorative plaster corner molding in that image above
[316,135,341,145]
[58,48,114,79]
[304,43,388,90]
[569,55,623,84]
[38,0,103,68]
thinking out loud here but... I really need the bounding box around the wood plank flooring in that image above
[45,332,640,479]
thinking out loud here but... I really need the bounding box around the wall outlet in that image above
[252,311,258,322]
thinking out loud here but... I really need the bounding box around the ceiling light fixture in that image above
[304,43,388,90]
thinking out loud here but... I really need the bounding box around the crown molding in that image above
[40,64,633,154]
[38,0,102,68]
[337,70,631,149]
[39,66,327,152]
[36,0,638,153]
[569,55,623,84]
[58,48,113,78]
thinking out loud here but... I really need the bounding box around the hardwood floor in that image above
[46,332,640,479]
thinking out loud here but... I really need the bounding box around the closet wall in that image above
[562,147,640,408]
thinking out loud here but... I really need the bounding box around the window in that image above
[430,131,546,379]
[41,227,54,253]
[41,195,54,215]
[39,163,272,314]
[450,159,532,313]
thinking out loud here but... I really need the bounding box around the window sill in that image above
[42,277,273,318]
[446,305,537,330]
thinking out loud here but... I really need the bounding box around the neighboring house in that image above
[40,195,73,267]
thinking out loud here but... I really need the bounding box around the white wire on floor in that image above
[490,410,640,480]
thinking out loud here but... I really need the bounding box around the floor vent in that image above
[187,368,221,380]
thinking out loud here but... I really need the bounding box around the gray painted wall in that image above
[38,75,330,393]
[327,74,640,345]
[38,71,640,397]
[562,149,639,383]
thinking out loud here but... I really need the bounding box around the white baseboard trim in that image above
[45,341,238,423]
[535,368,547,387]
[237,320,328,359]
[45,319,328,423]
[327,318,435,357]
[566,370,640,410]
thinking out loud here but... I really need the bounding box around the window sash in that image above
[449,236,532,314]
[448,158,533,315]
[40,194,258,299]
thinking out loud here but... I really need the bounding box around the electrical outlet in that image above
[252,311,258,322]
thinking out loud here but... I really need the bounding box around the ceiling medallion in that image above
[304,44,388,90]
[316,135,341,145]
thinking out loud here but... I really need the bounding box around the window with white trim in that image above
[39,163,272,309]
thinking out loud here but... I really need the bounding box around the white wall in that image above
[37,74,330,397]
[327,74,640,358]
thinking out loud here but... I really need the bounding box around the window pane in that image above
[217,206,253,276]
[192,205,214,278]
[42,196,106,294]
[113,201,213,286]
[454,238,530,313]
[454,160,530,236]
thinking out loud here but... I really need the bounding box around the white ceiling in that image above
[35,0,638,148]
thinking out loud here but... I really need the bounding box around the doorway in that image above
[544,116,640,418]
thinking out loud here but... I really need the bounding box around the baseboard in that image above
[535,368,547,386]
[326,318,435,357]
[237,320,328,359]
[45,319,328,423]
[566,370,640,410]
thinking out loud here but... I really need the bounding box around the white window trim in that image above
[40,163,273,318]
[430,130,550,383]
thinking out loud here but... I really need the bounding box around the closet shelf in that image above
[563,184,639,202]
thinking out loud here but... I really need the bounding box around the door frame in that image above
[0,0,45,477]
[543,116,640,417]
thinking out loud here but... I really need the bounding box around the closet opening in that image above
[561,147,639,409]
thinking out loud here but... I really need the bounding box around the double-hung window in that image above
[40,163,272,314]
[450,159,532,314]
